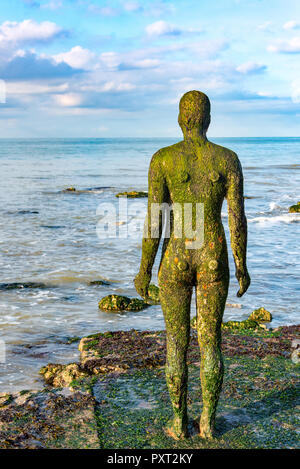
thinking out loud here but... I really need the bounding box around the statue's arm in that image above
[226,154,251,297]
[134,152,166,298]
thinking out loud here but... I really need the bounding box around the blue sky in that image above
[0,0,300,137]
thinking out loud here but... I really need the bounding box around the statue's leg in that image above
[159,280,193,439]
[195,276,228,438]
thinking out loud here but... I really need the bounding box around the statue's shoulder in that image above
[209,141,240,171]
[151,141,184,165]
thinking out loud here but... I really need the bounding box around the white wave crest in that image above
[249,214,300,225]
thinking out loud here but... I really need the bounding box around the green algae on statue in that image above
[134,90,250,440]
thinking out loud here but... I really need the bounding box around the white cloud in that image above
[146,20,181,36]
[41,0,63,10]
[145,20,203,37]
[0,19,62,45]
[100,52,121,69]
[283,20,300,30]
[236,62,267,74]
[88,5,119,16]
[123,2,141,12]
[53,46,96,70]
[131,58,160,68]
[100,81,136,92]
[258,21,273,31]
[54,93,83,107]
[7,82,69,95]
[268,37,300,53]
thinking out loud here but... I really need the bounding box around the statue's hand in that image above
[236,268,251,297]
[134,271,151,299]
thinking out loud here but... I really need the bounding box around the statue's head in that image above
[178,90,211,135]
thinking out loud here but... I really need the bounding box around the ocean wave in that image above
[249,214,300,225]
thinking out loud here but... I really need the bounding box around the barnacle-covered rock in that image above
[116,191,148,198]
[288,202,300,213]
[63,187,76,192]
[249,307,272,323]
[98,294,148,312]
[39,363,87,387]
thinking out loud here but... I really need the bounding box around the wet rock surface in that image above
[0,389,98,449]
[98,294,149,312]
[249,307,272,323]
[115,191,148,198]
[0,282,48,290]
[289,201,300,213]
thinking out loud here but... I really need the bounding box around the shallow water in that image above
[0,137,299,392]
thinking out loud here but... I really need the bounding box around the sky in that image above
[0,0,300,137]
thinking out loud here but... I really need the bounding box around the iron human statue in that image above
[135,90,250,439]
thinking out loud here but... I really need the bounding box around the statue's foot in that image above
[199,411,216,440]
[199,424,215,439]
[164,417,188,440]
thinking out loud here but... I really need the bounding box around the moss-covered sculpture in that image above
[134,91,250,440]
[289,202,300,213]
[147,284,160,304]
[98,294,148,312]
[116,191,148,198]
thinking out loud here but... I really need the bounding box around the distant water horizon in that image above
[0,136,299,392]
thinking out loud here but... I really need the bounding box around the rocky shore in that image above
[0,325,299,449]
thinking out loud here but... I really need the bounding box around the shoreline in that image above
[0,324,299,449]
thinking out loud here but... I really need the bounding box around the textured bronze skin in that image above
[135,90,250,439]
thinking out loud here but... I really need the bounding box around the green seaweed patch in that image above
[288,202,300,213]
[249,307,272,323]
[222,319,260,331]
[115,191,148,198]
[98,294,149,312]
[93,355,300,449]
[67,336,81,344]
[191,316,259,330]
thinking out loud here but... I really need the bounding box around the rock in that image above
[41,225,65,229]
[39,363,87,388]
[98,294,148,312]
[0,389,98,449]
[88,280,111,286]
[249,307,272,323]
[98,295,130,311]
[289,202,300,213]
[0,282,48,291]
[222,319,259,330]
[63,187,76,192]
[0,393,13,407]
[115,191,148,198]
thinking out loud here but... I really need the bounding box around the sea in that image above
[0,137,299,392]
